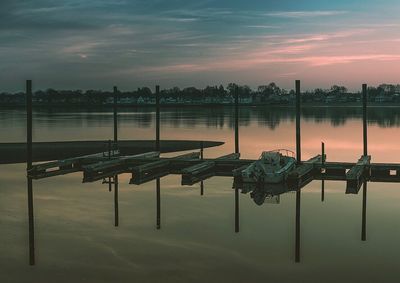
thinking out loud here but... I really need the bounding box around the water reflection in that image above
[237,181,293,206]
[2,106,400,130]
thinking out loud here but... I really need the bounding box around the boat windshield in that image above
[259,149,295,159]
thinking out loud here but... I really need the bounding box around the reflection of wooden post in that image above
[155,85,161,230]
[200,141,204,196]
[362,182,367,241]
[26,80,35,265]
[113,86,119,227]
[156,178,161,230]
[361,84,368,241]
[295,80,301,263]
[295,189,301,263]
[321,142,325,202]
[234,87,239,233]
[108,140,112,192]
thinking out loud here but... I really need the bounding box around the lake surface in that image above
[1,106,400,283]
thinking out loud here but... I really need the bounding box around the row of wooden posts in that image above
[24,80,369,265]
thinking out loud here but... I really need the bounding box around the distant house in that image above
[325,95,337,103]
[223,95,234,104]
[375,95,392,103]
[239,96,252,104]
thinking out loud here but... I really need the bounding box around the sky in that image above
[1,0,400,92]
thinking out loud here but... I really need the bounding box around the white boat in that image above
[240,149,296,184]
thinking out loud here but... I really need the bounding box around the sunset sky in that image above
[2,0,400,91]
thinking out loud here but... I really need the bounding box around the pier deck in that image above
[28,151,400,189]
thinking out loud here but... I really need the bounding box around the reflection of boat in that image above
[239,180,295,206]
[240,149,296,184]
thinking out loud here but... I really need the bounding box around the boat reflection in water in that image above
[234,179,295,206]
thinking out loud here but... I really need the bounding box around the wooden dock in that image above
[21,79,400,266]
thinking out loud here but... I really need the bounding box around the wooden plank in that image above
[216,153,240,160]
[82,152,159,182]
[346,155,370,194]
[29,150,120,179]
[83,152,159,172]
[129,152,200,185]
[287,155,323,190]
[131,160,170,173]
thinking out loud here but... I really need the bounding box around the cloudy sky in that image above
[1,0,400,91]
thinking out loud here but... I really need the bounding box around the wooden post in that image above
[295,80,301,262]
[361,84,367,241]
[295,80,301,163]
[234,86,239,233]
[113,86,119,227]
[155,85,161,230]
[156,85,160,152]
[26,80,35,265]
[321,142,325,202]
[362,84,368,157]
[200,141,204,196]
[235,86,239,154]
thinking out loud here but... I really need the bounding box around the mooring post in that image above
[155,85,161,230]
[234,86,239,233]
[235,86,239,154]
[156,85,160,151]
[296,80,301,163]
[361,83,368,241]
[295,79,301,263]
[362,84,368,157]
[26,80,35,265]
[321,142,325,202]
[200,141,204,196]
[113,86,119,227]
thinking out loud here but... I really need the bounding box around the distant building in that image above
[375,95,392,103]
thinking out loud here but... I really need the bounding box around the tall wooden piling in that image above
[235,86,239,154]
[155,85,161,229]
[361,84,368,241]
[113,86,119,227]
[26,80,35,265]
[295,80,301,163]
[156,85,160,152]
[295,80,301,262]
[362,84,368,157]
[234,86,239,233]
[321,142,325,202]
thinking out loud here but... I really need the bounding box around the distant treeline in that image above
[1,83,400,106]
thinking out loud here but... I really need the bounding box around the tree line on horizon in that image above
[1,83,400,105]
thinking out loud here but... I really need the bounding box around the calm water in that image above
[1,106,400,283]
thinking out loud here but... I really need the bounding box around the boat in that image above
[240,149,296,184]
